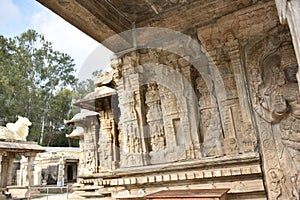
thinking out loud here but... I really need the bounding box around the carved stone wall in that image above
[113,49,210,167]
[67,1,300,200]
[246,29,300,200]
[80,116,100,174]
[196,1,300,199]
[98,108,120,170]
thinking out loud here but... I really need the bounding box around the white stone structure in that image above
[18,147,79,186]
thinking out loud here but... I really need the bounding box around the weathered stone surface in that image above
[37,0,300,199]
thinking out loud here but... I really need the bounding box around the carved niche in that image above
[246,30,300,199]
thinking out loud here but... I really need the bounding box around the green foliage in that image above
[73,79,95,100]
[0,29,78,147]
[73,70,102,101]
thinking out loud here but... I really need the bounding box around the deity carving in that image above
[125,123,142,154]
[118,129,124,155]
[275,0,300,92]
[145,83,166,152]
[86,151,95,173]
[248,42,300,199]
[269,169,286,200]
[195,76,224,157]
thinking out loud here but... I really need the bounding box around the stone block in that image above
[110,179,118,186]
[203,170,213,178]
[163,174,170,181]
[178,173,187,180]
[186,171,195,179]
[118,179,124,185]
[231,168,242,176]
[221,169,232,176]
[170,173,179,181]
[155,175,163,182]
[124,178,131,185]
[241,167,251,175]
[212,170,222,177]
[148,176,155,183]
[194,171,204,179]
[131,178,137,184]
[137,176,148,184]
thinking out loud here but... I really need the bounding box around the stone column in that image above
[275,0,300,91]
[57,156,65,186]
[6,153,16,186]
[19,156,27,186]
[0,153,3,188]
[0,154,8,188]
[0,153,5,200]
[25,153,36,186]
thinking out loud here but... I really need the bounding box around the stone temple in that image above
[38,0,300,199]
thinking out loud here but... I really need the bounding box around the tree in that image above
[43,89,78,147]
[73,70,102,100]
[0,30,78,147]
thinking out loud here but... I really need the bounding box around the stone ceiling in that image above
[36,0,259,52]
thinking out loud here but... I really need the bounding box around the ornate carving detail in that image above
[145,83,166,152]
[275,0,300,93]
[247,35,300,199]
[197,2,278,50]
[125,123,142,154]
[85,150,96,173]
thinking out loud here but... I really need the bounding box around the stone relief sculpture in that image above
[85,150,95,173]
[247,37,300,199]
[125,123,141,154]
[129,91,141,122]
[145,83,166,152]
[275,0,300,92]
[0,116,31,141]
[195,75,224,157]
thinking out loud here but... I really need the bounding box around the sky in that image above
[0,0,113,81]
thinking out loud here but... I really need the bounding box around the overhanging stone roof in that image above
[64,110,99,125]
[0,141,45,153]
[73,86,116,111]
[36,0,255,52]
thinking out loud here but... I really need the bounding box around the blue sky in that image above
[0,0,113,80]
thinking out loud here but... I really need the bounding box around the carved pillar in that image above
[199,49,224,157]
[7,153,16,186]
[1,153,8,188]
[226,41,257,154]
[78,134,84,176]
[0,153,6,200]
[275,0,300,91]
[181,65,202,159]
[25,154,36,186]
[114,52,149,168]
[0,153,4,188]
[99,111,114,171]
